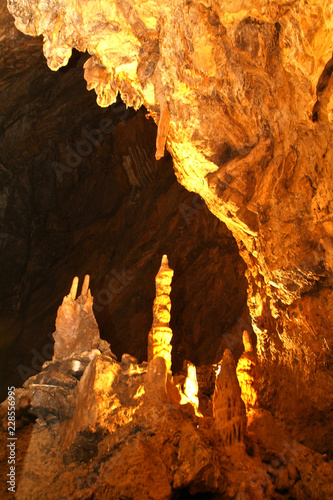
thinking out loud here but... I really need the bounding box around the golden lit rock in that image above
[1,269,333,499]
[155,104,171,160]
[148,255,174,371]
[145,255,181,404]
[180,361,201,416]
[62,355,121,450]
[236,331,259,411]
[2,0,333,496]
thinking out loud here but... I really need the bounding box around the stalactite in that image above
[83,56,118,108]
[213,349,246,446]
[236,330,259,411]
[155,104,170,160]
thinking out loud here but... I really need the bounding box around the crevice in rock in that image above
[312,53,333,122]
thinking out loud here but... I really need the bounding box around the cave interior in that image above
[0,0,333,498]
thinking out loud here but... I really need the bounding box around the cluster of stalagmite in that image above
[50,261,253,437]
[50,260,254,431]
[5,265,333,500]
[145,255,251,427]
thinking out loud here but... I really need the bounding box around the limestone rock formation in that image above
[236,330,259,411]
[145,255,181,404]
[213,349,246,446]
[4,276,116,425]
[182,361,200,413]
[147,255,173,370]
[53,275,101,359]
[62,353,148,455]
[6,0,333,453]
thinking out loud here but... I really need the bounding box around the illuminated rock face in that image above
[6,0,333,451]
[183,361,199,412]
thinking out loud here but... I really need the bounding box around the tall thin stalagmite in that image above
[147,255,174,370]
[236,331,258,411]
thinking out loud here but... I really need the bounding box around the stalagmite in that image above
[181,361,201,415]
[145,256,180,403]
[236,331,259,411]
[147,254,174,370]
[53,275,101,359]
[213,349,246,446]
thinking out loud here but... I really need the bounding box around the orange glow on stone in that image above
[181,362,202,416]
[236,331,258,411]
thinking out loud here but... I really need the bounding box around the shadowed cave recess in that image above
[0,0,333,498]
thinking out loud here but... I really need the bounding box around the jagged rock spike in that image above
[145,255,181,404]
[161,254,169,266]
